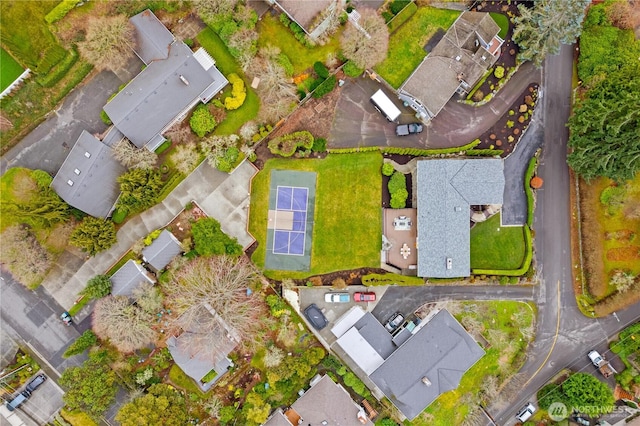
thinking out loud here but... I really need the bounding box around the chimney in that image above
[422,376,432,386]
[179,75,189,86]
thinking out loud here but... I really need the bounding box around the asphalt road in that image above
[487,43,640,425]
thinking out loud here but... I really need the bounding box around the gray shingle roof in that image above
[141,230,182,272]
[399,11,501,120]
[51,131,125,218]
[369,310,485,420]
[130,9,175,65]
[104,11,228,149]
[417,159,504,278]
[110,260,155,297]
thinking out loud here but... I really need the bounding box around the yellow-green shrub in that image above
[224,73,246,110]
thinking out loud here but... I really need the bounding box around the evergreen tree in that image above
[70,217,117,256]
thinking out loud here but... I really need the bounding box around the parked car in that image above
[60,311,72,326]
[384,313,404,332]
[588,350,616,377]
[303,304,328,330]
[353,292,376,302]
[324,292,350,303]
[515,402,536,423]
[5,393,27,411]
[25,374,47,393]
[395,123,423,136]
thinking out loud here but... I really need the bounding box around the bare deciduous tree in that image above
[92,295,156,353]
[246,49,297,122]
[200,134,239,168]
[610,270,636,293]
[263,346,284,368]
[340,8,389,69]
[112,139,158,170]
[605,0,640,30]
[228,29,258,68]
[78,15,136,71]
[192,0,238,24]
[165,256,264,360]
[0,225,52,287]
[169,142,201,175]
[239,120,258,142]
[132,283,164,314]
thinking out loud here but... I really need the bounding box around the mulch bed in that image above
[475,84,538,156]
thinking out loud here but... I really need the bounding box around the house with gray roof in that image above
[333,308,484,421]
[263,374,373,426]
[417,158,504,278]
[141,230,182,272]
[268,0,345,41]
[51,131,126,218]
[103,10,228,151]
[399,11,503,121]
[110,259,155,297]
[167,304,239,391]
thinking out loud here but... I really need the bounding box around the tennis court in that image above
[265,171,317,271]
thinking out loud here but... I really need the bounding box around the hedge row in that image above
[35,48,78,87]
[524,156,537,227]
[327,140,482,156]
[466,149,503,156]
[268,130,314,157]
[312,75,336,98]
[45,0,79,24]
[35,44,67,75]
[362,273,424,286]
[472,226,533,277]
[388,1,417,33]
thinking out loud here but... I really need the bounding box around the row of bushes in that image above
[279,13,313,48]
[251,124,273,143]
[472,226,533,277]
[327,139,482,156]
[35,44,67,75]
[388,171,408,208]
[387,1,418,33]
[466,149,503,156]
[382,0,412,22]
[35,48,78,88]
[362,273,424,286]
[524,156,537,227]
[268,130,314,157]
[45,0,79,24]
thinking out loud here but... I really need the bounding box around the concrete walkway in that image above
[42,160,257,313]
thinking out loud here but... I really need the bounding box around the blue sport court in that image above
[265,171,317,271]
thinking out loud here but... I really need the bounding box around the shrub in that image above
[382,163,395,176]
[362,273,424,286]
[63,330,98,358]
[389,0,411,15]
[311,137,327,152]
[506,120,514,128]
[45,0,79,24]
[279,13,291,27]
[81,275,112,299]
[111,207,127,224]
[600,186,626,207]
[312,76,336,98]
[265,294,289,318]
[343,61,364,78]
[192,217,243,257]
[388,171,406,193]
[276,53,294,77]
[189,105,217,137]
[268,131,314,157]
[382,10,393,23]
[184,38,194,47]
[313,61,330,79]
[494,66,505,79]
[224,73,247,110]
[216,147,240,173]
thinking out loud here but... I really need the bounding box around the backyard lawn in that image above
[375,6,460,88]
[0,48,24,92]
[490,12,510,40]
[196,28,259,135]
[415,301,535,425]
[249,152,382,278]
[257,13,343,75]
[469,213,526,270]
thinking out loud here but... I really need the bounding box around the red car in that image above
[353,292,376,302]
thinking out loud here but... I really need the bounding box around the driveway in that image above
[0,57,143,176]
[329,61,541,150]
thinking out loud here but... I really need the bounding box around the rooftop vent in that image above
[422,376,432,386]
[84,151,91,158]
[455,206,462,212]
[67,180,74,186]
[74,168,81,175]
[179,75,190,86]
[455,55,461,61]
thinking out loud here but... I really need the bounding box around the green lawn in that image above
[249,152,383,278]
[469,213,526,270]
[196,28,259,135]
[413,301,535,425]
[375,7,460,88]
[1,48,24,92]
[490,12,510,40]
[257,13,343,75]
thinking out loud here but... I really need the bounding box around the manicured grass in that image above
[0,1,62,69]
[60,409,98,426]
[196,28,259,134]
[415,301,535,425]
[0,48,24,91]
[257,13,343,75]
[375,7,460,89]
[470,213,526,270]
[388,1,418,34]
[249,153,382,278]
[490,12,510,40]
[169,364,206,396]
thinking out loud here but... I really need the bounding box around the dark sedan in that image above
[395,123,423,136]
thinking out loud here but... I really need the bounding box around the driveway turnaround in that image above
[41,160,257,311]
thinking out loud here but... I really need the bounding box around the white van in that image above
[515,402,536,423]
[370,89,401,121]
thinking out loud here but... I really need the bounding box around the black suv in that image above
[395,123,423,136]
[26,374,47,393]
[304,304,329,330]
